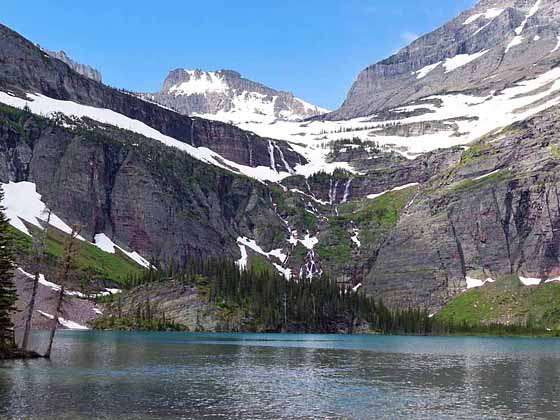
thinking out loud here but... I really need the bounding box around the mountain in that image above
[3,0,560,333]
[143,69,328,123]
[39,47,103,83]
[330,0,560,120]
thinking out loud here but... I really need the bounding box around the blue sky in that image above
[3,0,476,109]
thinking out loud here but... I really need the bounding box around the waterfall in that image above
[246,135,254,166]
[329,179,340,205]
[341,178,353,203]
[275,143,293,174]
[268,140,276,171]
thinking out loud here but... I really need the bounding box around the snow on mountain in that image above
[0,91,295,182]
[143,69,329,124]
[1,181,151,267]
[185,0,560,169]
[218,64,560,163]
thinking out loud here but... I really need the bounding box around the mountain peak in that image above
[329,0,557,120]
[39,47,102,83]
[149,68,328,122]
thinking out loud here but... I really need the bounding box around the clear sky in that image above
[2,0,476,110]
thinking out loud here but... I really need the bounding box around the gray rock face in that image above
[0,24,305,171]
[0,112,285,263]
[367,106,560,310]
[329,0,560,120]
[100,281,222,331]
[144,69,327,121]
[39,48,103,83]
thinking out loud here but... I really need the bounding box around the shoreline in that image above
[0,348,43,360]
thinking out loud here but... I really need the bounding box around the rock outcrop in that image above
[329,0,560,119]
[39,48,103,83]
[0,24,304,171]
[144,69,328,122]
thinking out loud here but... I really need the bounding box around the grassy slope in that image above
[436,276,560,331]
[316,186,416,266]
[12,225,143,286]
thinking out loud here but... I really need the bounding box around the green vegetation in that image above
[436,276,560,334]
[0,190,17,352]
[92,301,188,332]
[315,221,353,265]
[248,255,275,275]
[99,259,435,334]
[459,141,493,166]
[11,225,143,286]
[341,188,414,226]
[450,170,510,194]
[550,144,560,159]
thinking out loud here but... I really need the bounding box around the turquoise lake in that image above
[1,332,560,419]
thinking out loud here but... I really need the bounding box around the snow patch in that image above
[505,36,524,53]
[473,169,500,180]
[463,8,504,25]
[299,234,318,250]
[414,62,442,79]
[168,71,228,96]
[350,229,361,248]
[37,310,89,330]
[551,36,560,53]
[2,181,83,238]
[367,183,419,200]
[466,277,495,289]
[0,92,291,183]
[93,233,116,253]
[443,50,489,73]
[514,0,541,36]
[93,233,151,268]
[519,276,541,286]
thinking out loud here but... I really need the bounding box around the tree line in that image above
[112,259,435,334]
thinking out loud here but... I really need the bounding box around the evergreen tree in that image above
[0,188,17,351]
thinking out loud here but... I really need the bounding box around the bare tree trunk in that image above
[21,210,51,351]
[43,225,80,359]
[21,273,39,351]
[44,286,64,359]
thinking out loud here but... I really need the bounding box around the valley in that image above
[3,0,560,342]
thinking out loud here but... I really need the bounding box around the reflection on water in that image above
[1,332,560,419]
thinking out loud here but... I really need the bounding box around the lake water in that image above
[1,332,559,419]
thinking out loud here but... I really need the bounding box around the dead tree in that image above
[44,225,81,359]
[21,210,51,351]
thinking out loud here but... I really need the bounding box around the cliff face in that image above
[40,48,103,83]
[0,24,304,171]
[144,69,328,122]
[330,0,560,119]
[367,107,560,310]
[0,109,284,263]
[3,9,560,315]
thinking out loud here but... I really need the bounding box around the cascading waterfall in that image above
[341,178,353,203]
[329,178,339,205]
[299,250,322,280]
[246,135,254,166]
[274,143,294,174]
[268,140,276,171]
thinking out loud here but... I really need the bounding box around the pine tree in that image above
[0,188,17,351]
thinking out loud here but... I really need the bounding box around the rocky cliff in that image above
[367,106,560,310]
[0,107,285,263]
[0,24,304,172]
[144,69,328,122]
[330,0,560,119]
[39,48,103,83]
[3,1,560,317]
